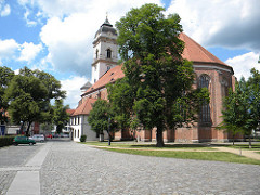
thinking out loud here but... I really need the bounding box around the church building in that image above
[67,17,243,142]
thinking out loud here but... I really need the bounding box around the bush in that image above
[0,137,14,147]
[80,134,87,142]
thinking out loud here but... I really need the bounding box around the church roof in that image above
[72,98,97,116]
[83,32,232,96]
[180,33,228,66]
[95,17,117,38]
[80,81,92,91]
[83,65,124,96]
[66,109,76,116]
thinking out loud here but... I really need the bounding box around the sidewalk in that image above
[6,143,51,195]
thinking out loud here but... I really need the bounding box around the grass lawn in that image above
[225,143,260,151]
[104,148,260,166]
[83,141,217,151]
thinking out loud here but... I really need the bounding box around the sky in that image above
[0,0,259,108]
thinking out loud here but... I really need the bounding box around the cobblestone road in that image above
[0,143,43,195]
[41,142,260,195]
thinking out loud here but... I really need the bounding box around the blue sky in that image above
[0,0,259,108]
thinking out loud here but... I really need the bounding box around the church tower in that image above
[91,16,118,83]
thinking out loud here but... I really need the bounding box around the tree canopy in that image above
[115,3,209,146]
[0,66,14,123]
[53,99,69,134]
[4,67,66,135]
[220,68,260,147]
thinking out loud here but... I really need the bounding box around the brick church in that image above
[67,17,243,142]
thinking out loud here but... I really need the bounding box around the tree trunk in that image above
[26,121,32,137]
[249,136,251,148]
[233,134,235,145]
[156,125,165,147]
[21,121,25,134]
[106,130,110,146]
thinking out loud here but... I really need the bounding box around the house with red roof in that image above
[67,17,243,142]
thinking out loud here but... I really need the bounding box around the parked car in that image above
[13,136,36,146]
[30,134,44,142]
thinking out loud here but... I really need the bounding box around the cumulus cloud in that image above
[0,39,19,63]
[39,0,162,77]
[168,0,260,51]
[60,76,90,108]
[225,52,260,80]
[0,2,11,17]
[18,42,42,62]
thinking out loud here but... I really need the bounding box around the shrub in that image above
[80,134,87,142]
[0,137,14,147]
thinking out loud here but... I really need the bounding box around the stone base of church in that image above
[115,127,244,143]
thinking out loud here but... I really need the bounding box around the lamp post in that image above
[107,117,110,146]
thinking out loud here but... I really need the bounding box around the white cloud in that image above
[39,0,162,77]
[0,2,11,17]
[167,0,260,51]
[0,39,19,63]
[225,52,260,80]
[18,42,42,62]
[60,76,90,108]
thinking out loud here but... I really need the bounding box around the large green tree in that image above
[116,3,209,146]
[220,70,260,148]
[4,67,66,136]
[106,77,138,139]
[88,100,116,144]
[0,66,14,124]
[53,99,69,134]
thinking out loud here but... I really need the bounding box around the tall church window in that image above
[107,49,112,58]
[198,75,211,125]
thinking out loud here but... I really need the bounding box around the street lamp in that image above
[107,117,110,146]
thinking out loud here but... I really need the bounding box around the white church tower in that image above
[91,16,118,83]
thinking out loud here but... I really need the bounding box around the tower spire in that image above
[104,12,110,25]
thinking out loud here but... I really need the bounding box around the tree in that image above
[0,67,14,124]
[53,99,69,134]
[106,77,138,139]
[116,3,209,146]
[219,73,260,148]
[4,67,66,136]
[218,85,244,145]
[88,100,116,144]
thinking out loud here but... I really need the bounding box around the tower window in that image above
[107,49,112,58]
[95,49,99,58]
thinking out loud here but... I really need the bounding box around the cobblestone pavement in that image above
[41,142,260,195]
[0,144,44,195]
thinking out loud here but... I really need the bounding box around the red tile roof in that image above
[72,98,97,116]
[83,64,125,95]
[82,33,230,97]
[180,32,227,66]
[66,109,75,116]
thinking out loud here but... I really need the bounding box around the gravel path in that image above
[0,144,43,195]
[40,142,260,195]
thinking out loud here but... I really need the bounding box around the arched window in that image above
[198,75,211,125]
[107,49,112,58]
[95,49,99,58]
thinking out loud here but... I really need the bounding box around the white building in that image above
[67,17,116,142]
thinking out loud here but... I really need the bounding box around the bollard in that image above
[239,147,242,156]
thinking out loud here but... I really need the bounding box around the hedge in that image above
[0,137,14,147]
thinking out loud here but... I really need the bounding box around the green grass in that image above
[83,141,217,151]
[104,148,260,166]
[225,143,260,151]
